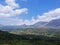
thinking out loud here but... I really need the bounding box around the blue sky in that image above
[16,0,60,19]
[0,0,60,25]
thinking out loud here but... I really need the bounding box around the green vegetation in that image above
[10,28,60,37]
[0,28,60,45]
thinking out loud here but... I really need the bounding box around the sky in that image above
[0,0,60,25]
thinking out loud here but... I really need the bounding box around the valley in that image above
[0,19,60,45]
[0,28,60,45]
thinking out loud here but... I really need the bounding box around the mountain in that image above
[10,28,48,35]
[9,18,60,37]
[0,18,60,31]
[45,19,60,28]
[32,22,48,27]
[0,24,28,31]
[0,22,48,30]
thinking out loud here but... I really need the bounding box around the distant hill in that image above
[10,28,47,35]
[31,22,48,28]
[0,30,60,45]
[10,28,60,38]
[45,19,60,28]
[0,18,60,31]
[0,22,48,30]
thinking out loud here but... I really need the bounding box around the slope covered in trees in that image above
[0,30,60,45]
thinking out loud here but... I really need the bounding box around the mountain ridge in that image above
[0,18,60,31]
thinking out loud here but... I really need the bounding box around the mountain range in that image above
[45,19,60,27]
[0,18,60,31]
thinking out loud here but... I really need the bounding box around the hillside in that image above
[45,19,60,28]
[10,28,60,37]
[0,30,60,45]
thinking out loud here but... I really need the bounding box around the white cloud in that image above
[0,17,36,25]
[37,8,60,22]
[24,17,36,25]
[5,0,19,9]
[14,8,28,15]
[0,0,28,17]
[0,18,24,25]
